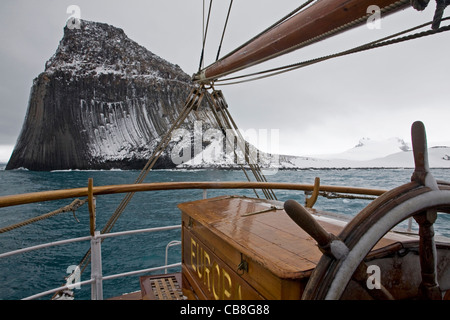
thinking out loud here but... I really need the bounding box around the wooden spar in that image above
[0,181,387,208]
[194,0,410,83]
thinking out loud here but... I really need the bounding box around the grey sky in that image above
[0,0,449,162]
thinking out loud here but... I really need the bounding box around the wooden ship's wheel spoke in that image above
[414,209,441,299]
[284,121,450,300]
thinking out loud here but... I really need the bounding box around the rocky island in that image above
[7,21,449,171]
[6,20,202,171]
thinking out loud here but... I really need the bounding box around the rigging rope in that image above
[220,104,277,200]
[193,96,262,199]
[216,0,234,61]
[198,0,411,84]
[203,93,260,198]
[199,0,214,71]
[214,0,317,66]
[68,0,449,284]
[203,89,277,200]
[0,198,87,234]
[102,88,204,233]
[74,10,449,273]
[74,85,278,277]
[76,87,205,274]
[49,2,449,298]
[213,16,450,86]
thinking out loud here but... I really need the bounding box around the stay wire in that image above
[198,0,409,84]
[199,0,214,71]
[216,0,234,61]
[214,17,450,86]
[76,87,205,275]
[203,90,276,200]
[221,105,277,200]
[214,0,316,65]
[203,92,260,199]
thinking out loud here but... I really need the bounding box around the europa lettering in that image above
[190,237,242,299]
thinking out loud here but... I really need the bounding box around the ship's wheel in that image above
[284,121,450,300]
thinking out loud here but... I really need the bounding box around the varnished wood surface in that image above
[0,181,386,208]
[197,0,409,81]
[179,196,414,280]
[181,196,335,281]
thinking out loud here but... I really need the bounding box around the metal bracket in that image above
[241,205,283,217]
[237,254,248,275]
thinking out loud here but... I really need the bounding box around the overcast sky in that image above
[0,0,449,162]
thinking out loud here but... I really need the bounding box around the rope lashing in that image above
[411,0,450,28]
[432,0,450,29]
[216,0,233,61]
[75,87,206,275]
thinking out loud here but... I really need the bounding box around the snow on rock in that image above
[313,137,411,161]
[6,21,449,171]
[0,145,13,163]
[6,20,208,171]
[277,139,450,169]
[178,137,450,169]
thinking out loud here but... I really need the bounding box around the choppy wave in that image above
[1,168,450,300]
[50,168,126,172]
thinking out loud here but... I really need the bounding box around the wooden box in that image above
[178,195,349,300]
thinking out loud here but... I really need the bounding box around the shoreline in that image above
[2,163,450,172]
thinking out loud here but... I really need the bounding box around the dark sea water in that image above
[1,166,450,300]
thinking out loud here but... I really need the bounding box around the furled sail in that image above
[194,0,410,83]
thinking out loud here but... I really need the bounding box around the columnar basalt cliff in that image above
[6,20,201,171]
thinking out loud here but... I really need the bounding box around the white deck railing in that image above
[0,224,182,300]
[0,180,388,300]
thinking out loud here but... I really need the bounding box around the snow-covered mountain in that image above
[5,19,448,171]
[179,136,450,169]
[313,137,411,161]
[280,138,450,169]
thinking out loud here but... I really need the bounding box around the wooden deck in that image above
[108,291,143,300]
[140,273,185,300]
